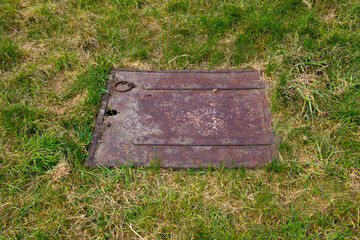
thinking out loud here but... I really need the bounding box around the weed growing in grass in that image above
[0,0,359,238]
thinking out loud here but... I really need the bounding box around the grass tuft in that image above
[0,38,23,70]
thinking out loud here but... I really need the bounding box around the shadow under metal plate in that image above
[86,69,278,168]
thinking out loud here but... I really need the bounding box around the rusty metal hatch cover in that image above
[86,69,278,168]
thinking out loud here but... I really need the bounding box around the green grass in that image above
[1,0,360,238]
[0,38,23,70]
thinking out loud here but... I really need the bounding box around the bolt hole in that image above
[180,139,184,142]
[106,109,117,116]
[136,138,140,141]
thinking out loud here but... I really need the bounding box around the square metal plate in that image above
[86,69,277,168]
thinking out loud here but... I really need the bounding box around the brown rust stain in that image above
[86,69,278,168]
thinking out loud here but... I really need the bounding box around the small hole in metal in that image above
[180,139,184,142]
[106,110,117,116]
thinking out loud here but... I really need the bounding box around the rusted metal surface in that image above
[86,69,278,168]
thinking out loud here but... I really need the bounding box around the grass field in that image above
[1,0,360,238]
